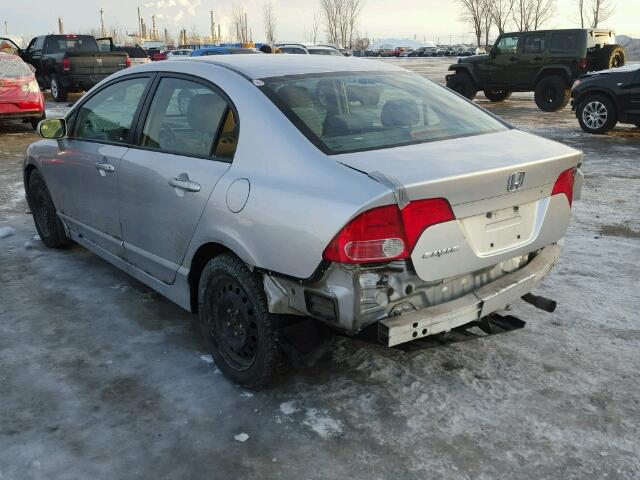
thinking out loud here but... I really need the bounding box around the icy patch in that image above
[33,234,41,241]
[302,408,343,439]
[0,226,16,239]
[199,354,214,364]
[240,391,254,398]
[234,433,249,442]
[279,401,299,415]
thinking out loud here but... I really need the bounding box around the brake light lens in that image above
[323,198,455,264]
[125,55,132,68]
[62,57,71,71]
[551,167,576,207]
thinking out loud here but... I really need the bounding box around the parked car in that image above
[148,49,167,61]
[191,47,257,56]
[166,49,193,58]
[114,45,150,66]
[1,34,130,102]
[26,55,582,387]
[275,44,343,56]
[0,52,45,129]
[571,64,640,134]
[446,29,626,112]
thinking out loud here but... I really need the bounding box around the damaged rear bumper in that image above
[378,244,560,346]
[264,244,561,346]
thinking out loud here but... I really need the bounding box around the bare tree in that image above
[512,0,554,31]
[263,0,276,44]
[457,0,484,47]
[311,10,321,45]
[481,0,493,47]
[580,0,615,27]
[353,35,370,51]
[490,0,514,34]
[231,5,250,43]
[319,0,364,48]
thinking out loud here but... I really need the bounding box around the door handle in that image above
[95,162,115,173]
[169,174,201,193]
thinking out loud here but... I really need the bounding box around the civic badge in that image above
[507,171,525,192]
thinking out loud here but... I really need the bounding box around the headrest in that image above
[279,85,313,108]
[381,99,420,128]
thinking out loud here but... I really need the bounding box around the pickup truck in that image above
[1,34,130,102]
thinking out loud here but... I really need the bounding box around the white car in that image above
[166,49,193,58]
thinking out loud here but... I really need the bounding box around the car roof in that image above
[183,54,404,79]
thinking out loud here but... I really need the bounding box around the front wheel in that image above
[446,73,477,100]
[198,253,286,387]
[483,88,512,102]
[577,95,617,134]
[534,76,570,112]
[50,74,68,102]
[26,170,71,248]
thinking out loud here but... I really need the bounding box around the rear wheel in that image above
[534,75,570,112]
[577,95,617,134]
[446,73,477,100]
[483,88,512,102]
[198,253,286,387]
[26,170,70,248]
[50,74,68,103]
[594,45,626,70]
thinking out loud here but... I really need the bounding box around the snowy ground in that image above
[1,58,639,479]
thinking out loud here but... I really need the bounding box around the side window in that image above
[550,33,578,53]
[73,77,149,143]
[34,37,45,53]
[496,35,519,55]
[523,35,546,54]
[140,77,236,159]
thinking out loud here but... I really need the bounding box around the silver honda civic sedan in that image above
[24,55,583,386]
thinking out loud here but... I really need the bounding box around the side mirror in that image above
[38,119,67,139]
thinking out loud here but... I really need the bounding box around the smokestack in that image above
[58,18,64,34]
[100,8,106,37]
[210,10,215,43]
[137,6,142,38]
[152,15,157,40]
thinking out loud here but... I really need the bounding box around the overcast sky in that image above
[3,0,639,44]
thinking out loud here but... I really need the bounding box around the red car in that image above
[0,52,45,129]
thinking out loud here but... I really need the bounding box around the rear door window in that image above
[139,77,238,159]
[73,77,150,144]
[523,35,546,54]
[550,33,578,53]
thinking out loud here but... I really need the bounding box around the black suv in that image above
[446,29,626,112]
[571,65,640,134]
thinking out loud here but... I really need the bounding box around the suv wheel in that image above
[446,73,477,100]
[577,95,617,134]
[597,45,626,70]
[483,88,512,102]
[50,74,68,103]
[26,170,71,248]
[534,75,571,112]
[198,253,286,387]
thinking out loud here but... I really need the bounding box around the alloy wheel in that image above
[582,101,608,130]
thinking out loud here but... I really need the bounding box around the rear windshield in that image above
[119,46,147,58]
[308,48,343,56]
[261,71,508,154]
[45,35,99,53]
[0,56,33,78]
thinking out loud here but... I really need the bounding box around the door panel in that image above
[118,76,236,284]
[517,34,547,86]
[489,35,520,85]
[56,76,151,257]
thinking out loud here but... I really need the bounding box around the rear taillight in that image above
[323,198,455,264]
[63,57,71,71]
[579,58,587,69]
[551,167,576,207]
[125,55,132,68]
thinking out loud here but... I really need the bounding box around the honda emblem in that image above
[507,171,525,192]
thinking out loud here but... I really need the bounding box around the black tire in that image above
[50,74,68,102]
[26,170,70,248]
[198,253,285,387]
[595,45,626,70]
[483,88,512,102]
[576,94,617,134]
[446,72,477,100]
[534,75,571,112]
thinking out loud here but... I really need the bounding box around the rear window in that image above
[0,56,33,78]
[261,71,508,154]
[550,33,579,53]
[308,48,343,56]
[45,35,99,53]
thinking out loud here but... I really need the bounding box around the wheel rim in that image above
[207,274,259,371]
[612,54,622,68]
[51,79,58,98]
[582,101,608,129]
[544,87,556,104]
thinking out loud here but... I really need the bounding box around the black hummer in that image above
[446,29,626,112]
[3,34,130,102]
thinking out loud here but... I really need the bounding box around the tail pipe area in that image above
[521,293,557,313]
